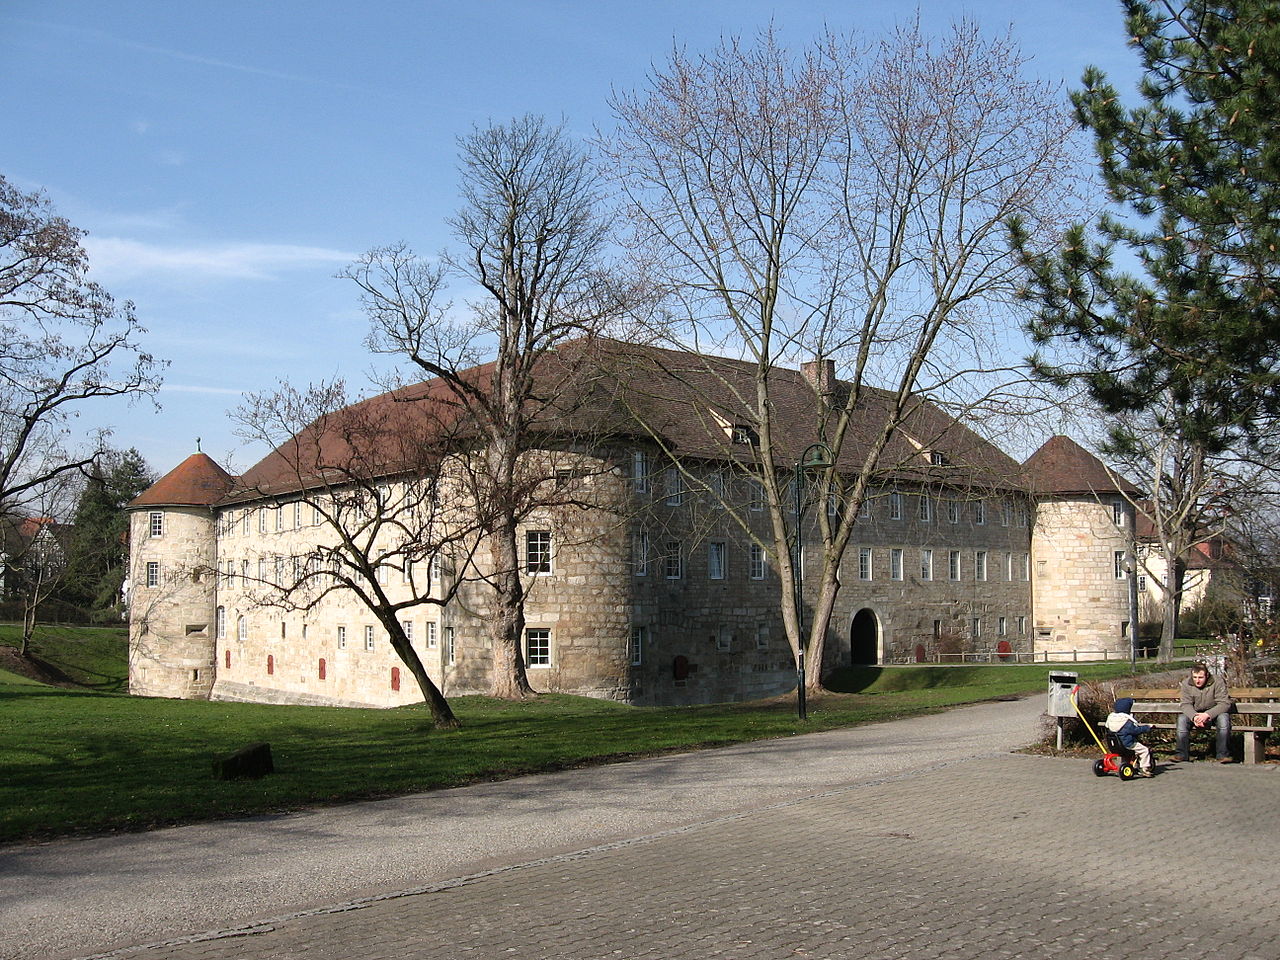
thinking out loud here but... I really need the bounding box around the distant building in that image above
[128,342,1138,707]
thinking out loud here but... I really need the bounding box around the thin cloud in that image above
[86,237,357,282]
[12,18,378,94]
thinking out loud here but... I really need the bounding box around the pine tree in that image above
[1013,0,1280,452]
[62,449,154,618]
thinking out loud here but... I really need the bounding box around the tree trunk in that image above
[382,617,457,728]
[1158,556,1187,663]
[805,568,842,692]
[487,522,534,699]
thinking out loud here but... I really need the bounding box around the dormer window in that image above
[711,408,758,446]
[930,450,947,466]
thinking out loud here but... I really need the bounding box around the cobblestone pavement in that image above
[79,755,1280,960]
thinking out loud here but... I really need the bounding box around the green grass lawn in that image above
[0,644,1166,843]
[0,622,129,691]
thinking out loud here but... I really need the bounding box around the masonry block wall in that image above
[128,506,219,699]
[1031,497,1132,656]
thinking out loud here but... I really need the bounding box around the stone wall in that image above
[1031,497,1133,656]
[127,506,218,698]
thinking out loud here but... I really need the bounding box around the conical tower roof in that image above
[1022,435,1138,496]
[128,452,237,508]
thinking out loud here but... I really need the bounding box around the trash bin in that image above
[1046,671,1078,717]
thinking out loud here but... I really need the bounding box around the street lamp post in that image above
[792,442,833,722]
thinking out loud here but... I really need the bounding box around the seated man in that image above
[1171,662,1233,763]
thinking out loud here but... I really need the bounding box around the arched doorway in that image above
[850,608,880,664]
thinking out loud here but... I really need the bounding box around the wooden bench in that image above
[1113,687,1279,765]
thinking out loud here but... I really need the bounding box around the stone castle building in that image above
[128,343,1138,708]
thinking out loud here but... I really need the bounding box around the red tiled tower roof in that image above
[1022,435,1138,496]
[128,452,237,508]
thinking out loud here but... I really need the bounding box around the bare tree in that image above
[1097,391,1273,660]
[0,175,163,520]
[232,379,489,727]
[4,473,78,657]
[342,115,633,699]
[604,22,1082,690]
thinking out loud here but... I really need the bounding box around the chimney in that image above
[801,358,836,396]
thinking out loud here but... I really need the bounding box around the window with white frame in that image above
[749,478,764,511]
[632,450,649,492]
[238,615,248,641]
[1112,499,1125,525]
[426,621,438,648]
[858,547,873,581]
[1138,575,1147,592]
[293,501,302,529]
[1016,616,1026,637]
[998,616,1007,637]
[633,532,649,576]
[1000,500,1011,526]
[858,497,872,519]
[971,617,982,638]
[149,511,164,538]
[708,542,726,580]
[274,506,283,532]
[709,470,726,500]
[364,625,375,651]
[750,543,766,580]
[975,550,987,581]
[1114,550,1127,579]
[146,561,160,587]
[756,622,769,649]
[525,530,552,575]
[258,509,267,534]
[918,495,932,522]
[337,625,346,649]
[664,467,684,506]
[446,626,456,664]
[890,548,904,581]
[948,549,961,581]
[715,625,731,651]
[1022,553,1031,580]
[312,502,323,526]
[947,500,961,524]
[525,628,551,666]
[1016,503,1028,527]
[216,606,226,639]
[403,621,414,646]
[1005,552,1014,581]
[920,549,933,581]
[242,511,250,535]
[664,541,682,580]
[973,500,985,525]
[629,625,645,665]
[889,492,903,520]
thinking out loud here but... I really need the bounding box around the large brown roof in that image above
[1022,435,1138,496]
[129,453,237,508]
[217,338,1030,503]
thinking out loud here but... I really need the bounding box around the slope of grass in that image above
[0,622,128,691]
[0,656,1158,843]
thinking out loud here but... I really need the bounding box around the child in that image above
[1105,697,1155,777]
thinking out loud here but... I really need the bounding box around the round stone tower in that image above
[126,451,236,698]
[1024,436,1138,658]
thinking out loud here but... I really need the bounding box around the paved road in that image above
[2,696,1276,960]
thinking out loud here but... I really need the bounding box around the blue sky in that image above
[3,0,1141,478]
